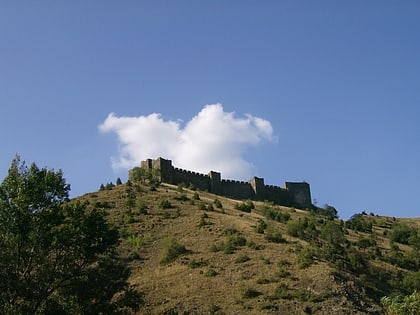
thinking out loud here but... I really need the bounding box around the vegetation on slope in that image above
[2,157,420,314]
[91,168,420,314]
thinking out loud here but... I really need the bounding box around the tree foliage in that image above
[381,291,420,315]
[0,156,141,314]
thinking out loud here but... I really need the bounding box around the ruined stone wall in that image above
[264,185,294,206]
[172,168,211,191]
[139,157,312,209]
[220,180,255,200]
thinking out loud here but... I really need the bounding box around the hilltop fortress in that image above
[139,157,312,209]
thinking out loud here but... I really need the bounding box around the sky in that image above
[1,1,419,219]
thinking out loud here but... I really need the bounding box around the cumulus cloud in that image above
[98,104,274,180]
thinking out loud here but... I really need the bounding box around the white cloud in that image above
[98,103,274,180]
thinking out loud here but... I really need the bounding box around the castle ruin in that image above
[139,157,312,209]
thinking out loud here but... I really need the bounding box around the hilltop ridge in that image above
[82,172,420,314]
[132,157,312,209]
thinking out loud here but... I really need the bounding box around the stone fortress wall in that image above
[140,157,312,209]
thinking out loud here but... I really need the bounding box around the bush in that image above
[262,204,290,223]
[356,237,377,249]
[160,237,188,264]
[265,225,286,243]
[210,233,247,254]
[208,304,222,315]
[214,198,223,208]
[381,291,420,315]
[270,283,292,300]
[391,223,416,245]
[286,219,306,238]
[402,271,420,292]
[199,213,212,227]
[205,268,218,277]
[176,183,185,192]
[174,193,189,201]
[240,287,262,299]
[198,202,207,210]
[275,268,291,278]
[235,200,255,213]
[136,198,148,214]
[188,259,208,269]
[235,255,251,264]
[297,247,315,269]
[159,199,173,209]
[255,219,268,234]
[345,214,373,233]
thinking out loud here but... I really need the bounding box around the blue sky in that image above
[1,1,419,219]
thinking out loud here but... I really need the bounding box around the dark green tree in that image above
[0,156,141,314]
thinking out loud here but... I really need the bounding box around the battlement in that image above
[138,157,312,209]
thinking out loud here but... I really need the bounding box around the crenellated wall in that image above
[172,168,210,191]
[139,157,312,209]
[220,179,255,200]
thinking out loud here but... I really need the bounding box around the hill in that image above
[80,179,420,315]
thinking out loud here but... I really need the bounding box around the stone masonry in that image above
[139,157,312,209]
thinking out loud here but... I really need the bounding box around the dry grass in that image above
[78,182,418,314]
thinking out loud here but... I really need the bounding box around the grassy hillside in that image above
[79,180,420,315]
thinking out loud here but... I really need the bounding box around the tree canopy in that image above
[0,156,141,314]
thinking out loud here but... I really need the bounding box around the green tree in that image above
[320,221,345,247]
[0,156,141,314]
[381,291,420,315]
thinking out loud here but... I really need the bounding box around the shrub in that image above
[320,221,345,246]
[381,291,420,315]
[271,283,292,300]
[224,227,239,235]
[275,268,291,278]
[127,234,145,254]
[356,237,377,249]
[205,268,218,277]
[265,225,286,243]
[136,198,148,214]
[235,255,251,264]
[174,193,189,201]
[235,200,255,213]
[214,198,223,208]
[210,233,247,254]
[208,304,222,315]
[199,214,212,227]
[247,240,264,250]
[159,199,173,209]
[286,220,305,238]
[255,219,268,234]
[262,204,291,223]
[160,237,188,264]
[176,183,185,192]
[240,287,262,299]
[257,277,272,284]
[278,259,291,267]
[345,214,373,233]
[192,192,200,200]
[198,201,207,210]
[297,247,315,269]
[391,223,416,245]
[402,271,420,292]
[188,259,208,269]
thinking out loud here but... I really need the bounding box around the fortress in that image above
[139,157,312,209]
